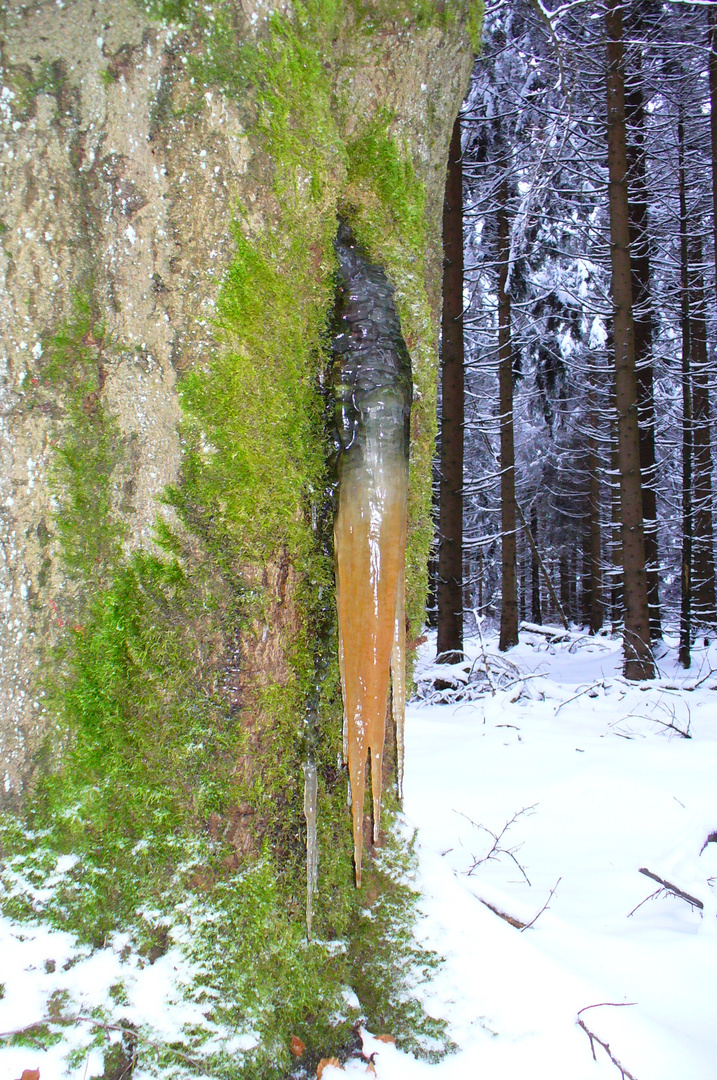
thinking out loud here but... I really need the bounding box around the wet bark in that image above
[437,115,465,662]
[605,0,654,678]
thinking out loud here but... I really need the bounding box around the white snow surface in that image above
[2,626,716,1079]
[371,628,717,1080]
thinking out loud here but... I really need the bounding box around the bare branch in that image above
[576,1003,639,1080]
[637,868,704,911]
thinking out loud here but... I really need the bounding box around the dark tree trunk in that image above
[605,0,654,679]
[709,6,717,309]
[689,233,716,630]
[437,115,465,661]
[581,515,592,628]
[678,115,693,669]
[560,552,570,623]
[625,52,661,640]
[497,175,519,651]
[531,505,542,625]
[587,379,603,633]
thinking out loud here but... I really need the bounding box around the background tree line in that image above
[434,0,717,678]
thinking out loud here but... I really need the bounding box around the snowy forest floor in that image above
[356,626,717,1080]
[2,626,717,1079]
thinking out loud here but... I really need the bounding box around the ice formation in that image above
[303,758,319,936]
[331,221,412,886]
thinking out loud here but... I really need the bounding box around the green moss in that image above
[1,0,476,1072]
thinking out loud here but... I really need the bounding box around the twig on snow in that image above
[459,805,536,886]
[637,867,704,911]
[576,1003,638,1080]
[554,681,605,715]
[699,832,717,855]
[521,877,561,931]
[474,895,527,929]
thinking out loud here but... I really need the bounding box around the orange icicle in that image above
[331,221,412,887]
[335,447,407,885]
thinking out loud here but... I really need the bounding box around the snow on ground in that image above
[2,626,716,1079]
[364,627,717,1080]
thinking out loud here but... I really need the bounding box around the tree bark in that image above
[497,174,519,651]
[688,232,716,630]
[605,0,654,679]
[625,51,660,639]
[531,504,542,625]
[708,5,717,314]
[587,377,603,633]
[437,115,465,661]
[678,114,693,669]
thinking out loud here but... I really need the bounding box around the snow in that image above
[2,626,716,1079]
[366,628,717,1080]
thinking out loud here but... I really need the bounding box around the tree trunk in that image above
[678,114,693,669]
[497,174,519,651]
[688,232,716,631]
[625,51,661,639]
[560,552,570,623]
[605,0,654,679]
[708,5,717,313]
[437,115,465,661]
[581,515,592,628]
[587,378,603,633]
[530,505,542,624]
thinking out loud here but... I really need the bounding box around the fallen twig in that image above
[521,877,561,931]
[637,868,703,911]
[576,1003,638,1080]
[474,895,527,929]
[699,832,717,855]
[460,805,536,886]
[554,681,605,715]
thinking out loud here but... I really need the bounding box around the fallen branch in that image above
[637,867,703,911]
[521,877,561,931]
[474,895,527,929]
[473,877,561,933]
[460,805,536,886]
[519,620,570,641]
[576,1003,638,1080]
[554,681,605,715]
[700,832,717,855]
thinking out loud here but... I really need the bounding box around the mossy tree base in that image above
[0,0,478,1073]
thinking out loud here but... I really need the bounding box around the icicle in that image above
[303,758,319,938]
[331,221,412,887]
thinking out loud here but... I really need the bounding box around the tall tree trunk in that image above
[708,5,717,310]
[625,50,661,639]
[605,0,654,679]
[587,378,603,633]
[437,115,464,661]
[689,232,716,630]
[497,174,519,651]
[581,514,592,628]
[531,505,542,624]
[678,115,693,669]
[560,552,570,623]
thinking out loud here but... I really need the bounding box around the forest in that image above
[436,0,717,680]
[1,0,717,1077]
